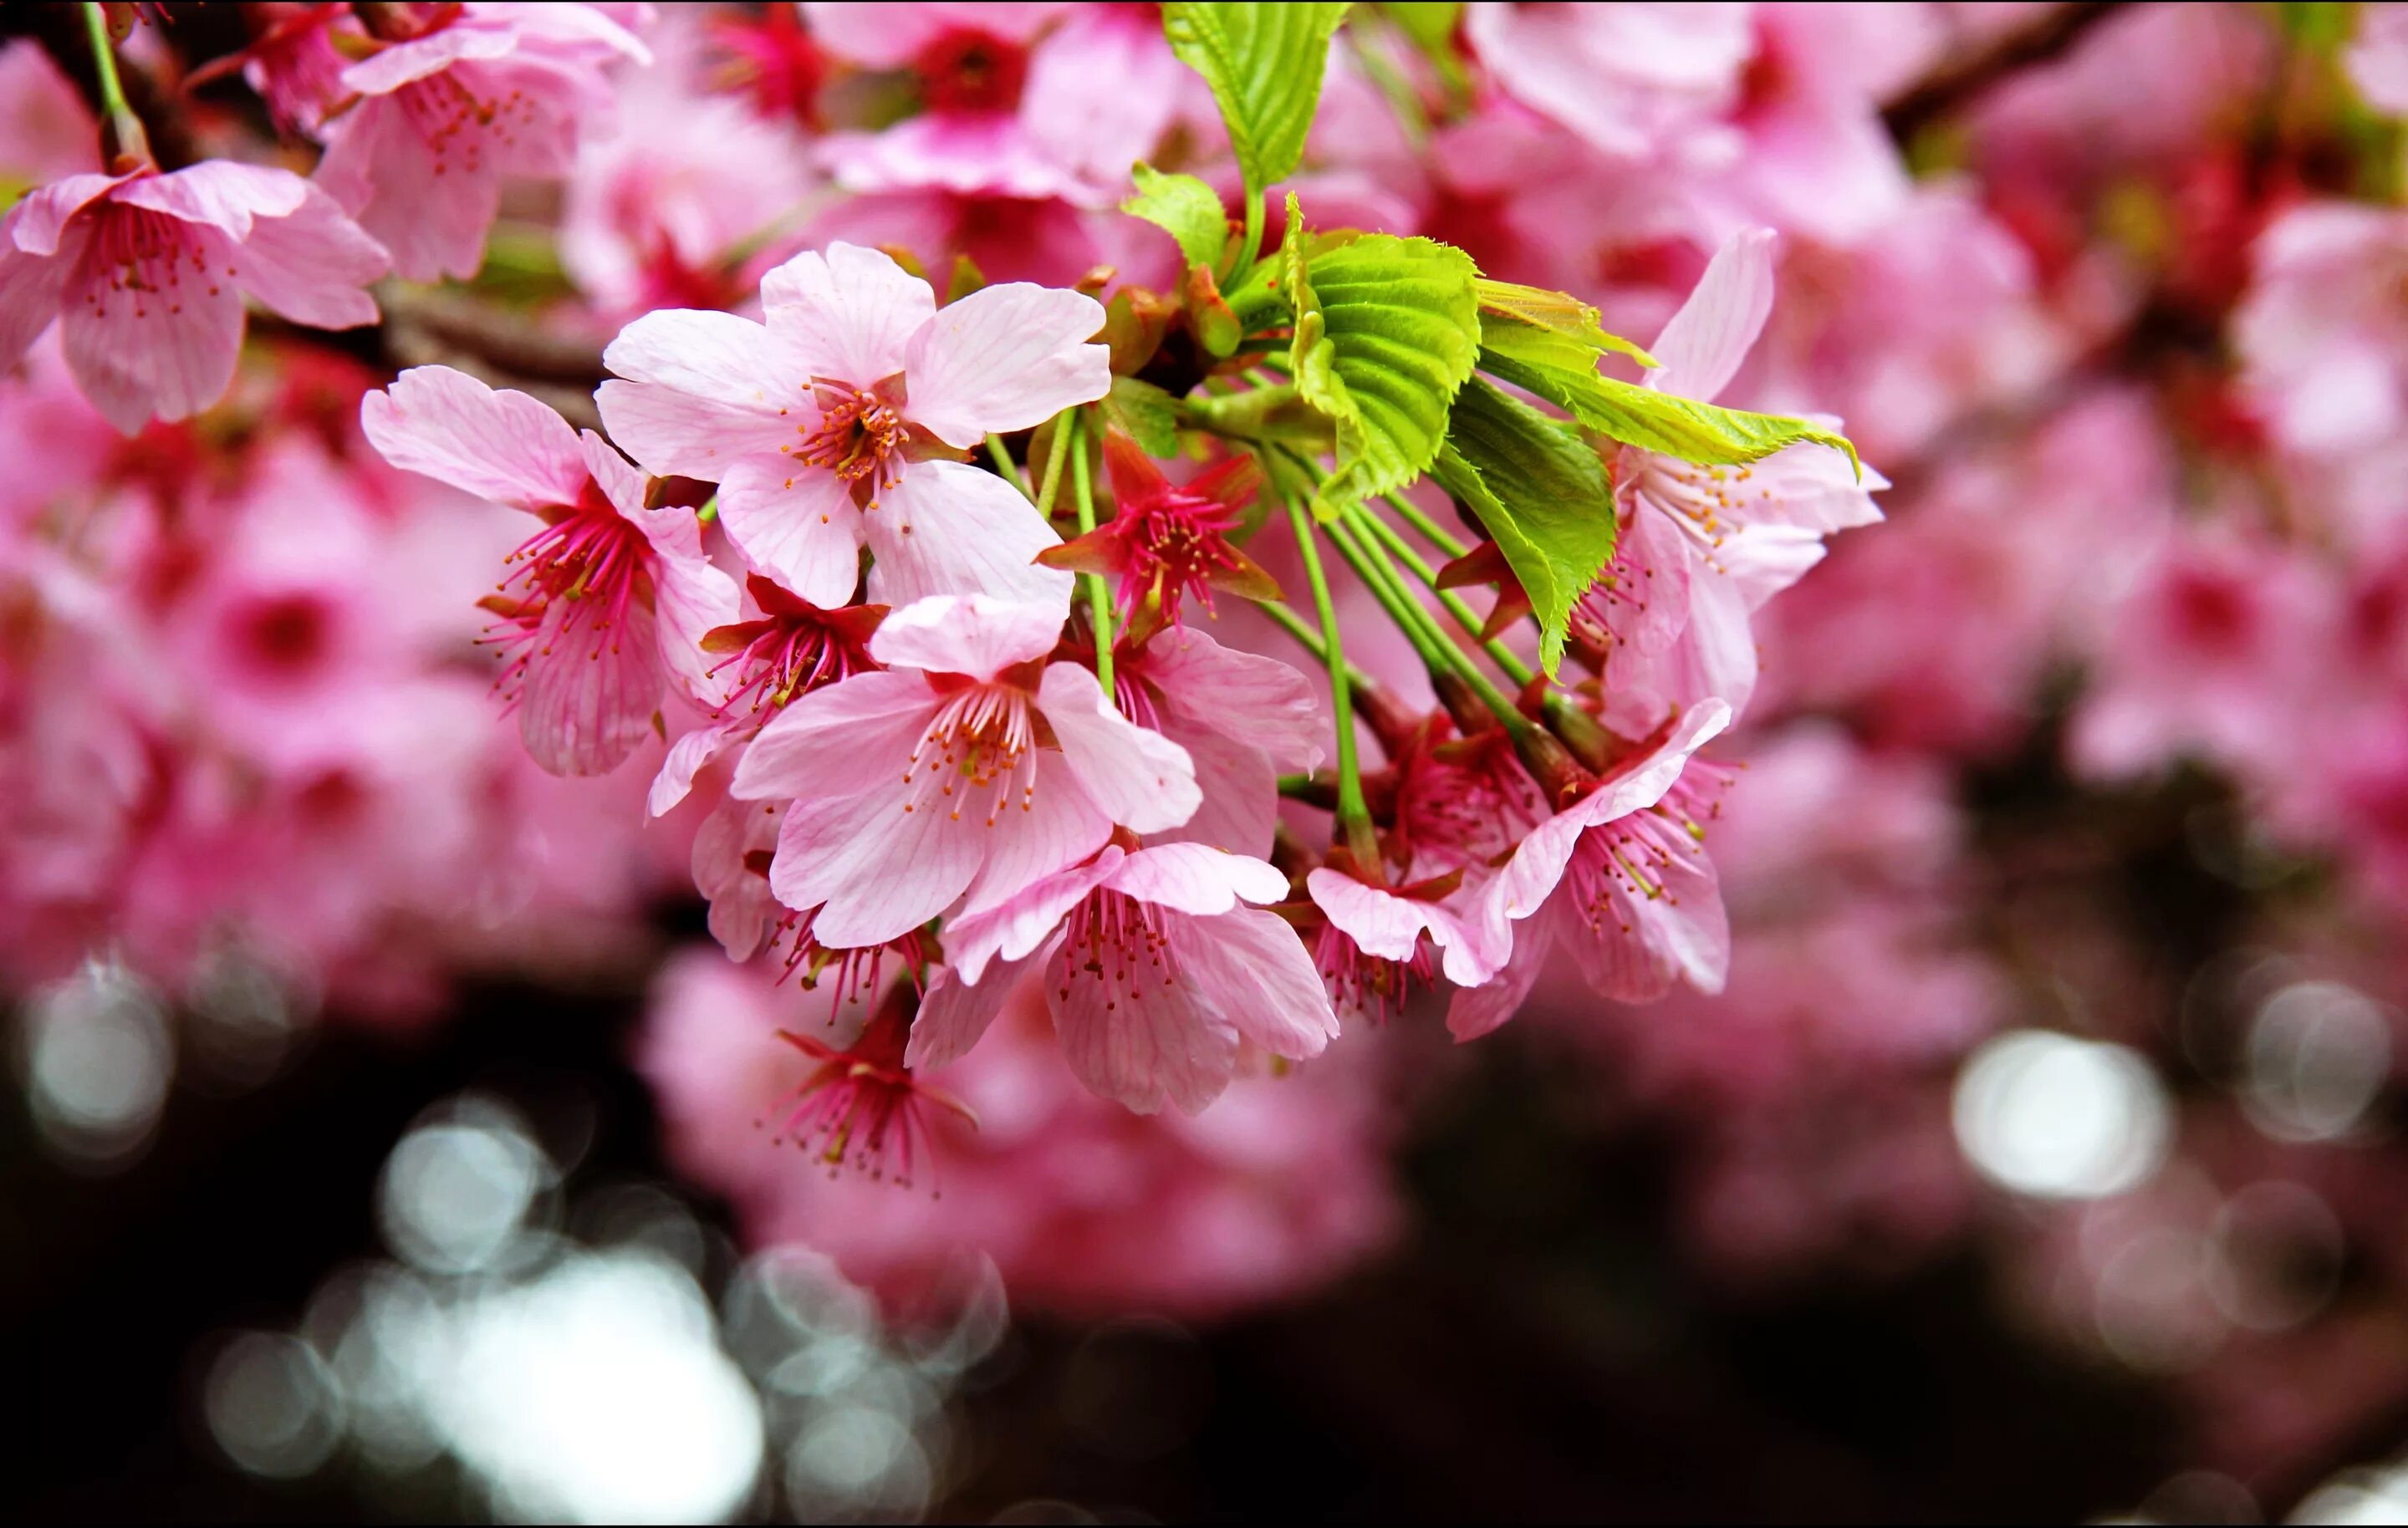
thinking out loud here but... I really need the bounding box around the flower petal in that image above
[1181,905,1339,1061]
[900,282,1109,448]
[944,846,1125,984]
[7,172,136,257]
[768,780,983,947]
[729,670,938,802]
[1140,625,1325,773]
[112,160,309,241]
[907,948,1053,1073]
[1649,226,1776,405]
[59,224,245,434]
[862,458,1074,609]
[952,751,1115,921]
[1110,843,1288,914]
[598,308,808,478]
[1046,916,1238,1115]
[518,597,664,775]
[1037,661,1200,833]
[717,458,867,609]
[650,719,740,817]
[361,365,589,512]
[758,242,935,385]
[0,237,73,367]
[227,181,387,328]
[868,592,1066,678]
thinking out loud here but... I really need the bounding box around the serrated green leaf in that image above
[1284,196,1480,521]
[1123,164,1231,270]
[1483,353,1860,478]
[1163,2,1352,195]
[1475,279,1657,369]
[1102,376,1181,459]
[1428,378,1615,676]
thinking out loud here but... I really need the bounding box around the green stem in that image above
[1381,490,1468,558]
[1329,512,1533,741]
[1287,488,1375,863]
[1032,413,1072,520]
[1258,597,1329,661]
[696,495,718,527]
[82,3,130,118]
[1232,186,1266,284]
[1356,507,1533,687]
[1067,409,1114,697]
[984,434,1029,499]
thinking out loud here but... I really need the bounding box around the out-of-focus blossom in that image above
[2348,3,2408,115]
[0,161,386,433]
[2235,203,2408,461]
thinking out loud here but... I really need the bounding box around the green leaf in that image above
[1483,353,1860,478]
[1475,278,1657,369]
[1102,376,1181,459]
[1428,378,1615,676]
[1380,2,1462,52]
[1285,197,1480,521]
[1123,164,1231,270]
[1162,2,1352,194]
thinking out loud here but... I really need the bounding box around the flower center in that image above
[902,683,1039,827]
[795,385,907,496]
[912,28,1028,116]
[394,66,539,178]
[1314,920,1431,1023]
[477,485,651,695]
[1060,889,1180,1005]
[84,203,221,322]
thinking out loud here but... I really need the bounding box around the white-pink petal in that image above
[870,593,1066,679]
[714,461,866,609]
[900,282,1110,449]
[1109,843,1288,915]
[360,366,589,513]
[1037,662,1201,833]
[1648,226,1776,405]
[758,242,936,385]
[729,670,939,803]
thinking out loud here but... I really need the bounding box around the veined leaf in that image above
[1484,352,1860,477]
[1286,196,1480,521]
[1475,278,1657,369]
[1163,3,1352,195]
[1123,164,1231,270]
[1428,378,1616,676]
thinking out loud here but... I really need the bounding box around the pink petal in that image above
[338,19,520,95]
[0,237,72,367]
[758,242,935,385]
[1445,918,1549,1042]
[1046,916,1238,1115]
[1596,502,1694,690]
[769,781,985,947]
[819,116,1095,203]
[1649,226,1777,405]
[597,308,808,478]
[360,366,589,513]
[1022,5,1182,191]
[944,845,1124,983]
[1037,661,1200,833]
[906,950,1051,1073]
[869,593,1066,678]
[692,792,783,960]
[650,720,739,817]
[227,181,387,328]
[900,282,1110,448]
[952,752,1115,921]
[1720,524,1828,613]
[1152,711,1278,858]
[1110,843,1288,915]
[716,459,866,609]
[1179,905,1339,1061]
[518,597,665,775]
[313,98,501,282]
[7,172,135,257]
[1142,626,1326,773]
[861,458,1074,609]
[1308,868,1493,986]
[1566,842,1729,1001]
[112,160,309,240]
[729,670,939,802]
[803,3,1066,68]
[59,226,245,434]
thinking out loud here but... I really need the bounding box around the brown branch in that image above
[1882,2,2130,144]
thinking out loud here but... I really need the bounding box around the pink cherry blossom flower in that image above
[1466,3,1752,166]
[0,160,387,434]
[2234,203,2408,461]
[807,3,1181,206]
[912,840,1338,1114]
[1610,227,1885,716]
[1451,700,1735,1041]
[599,241,1106,609]
[766,978,977,1186]
[310,2,651,282]
[1040,434,1279,624]
[360,365,739,776]
[728,593,1200,950]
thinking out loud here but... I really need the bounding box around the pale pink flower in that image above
[599,241,1106,609]
[1466,3,1752,166]
[0,161,387,434]
[1451,700,1735,1040]
[1610,227,1885,716]
[2351,4,2408,113]
[912,840,1338,1114]
[728,593,1200,950]
[807,3,1181,206]
[360,365,739,776]
[2235,203,2408,461]
[311,3,651,282]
